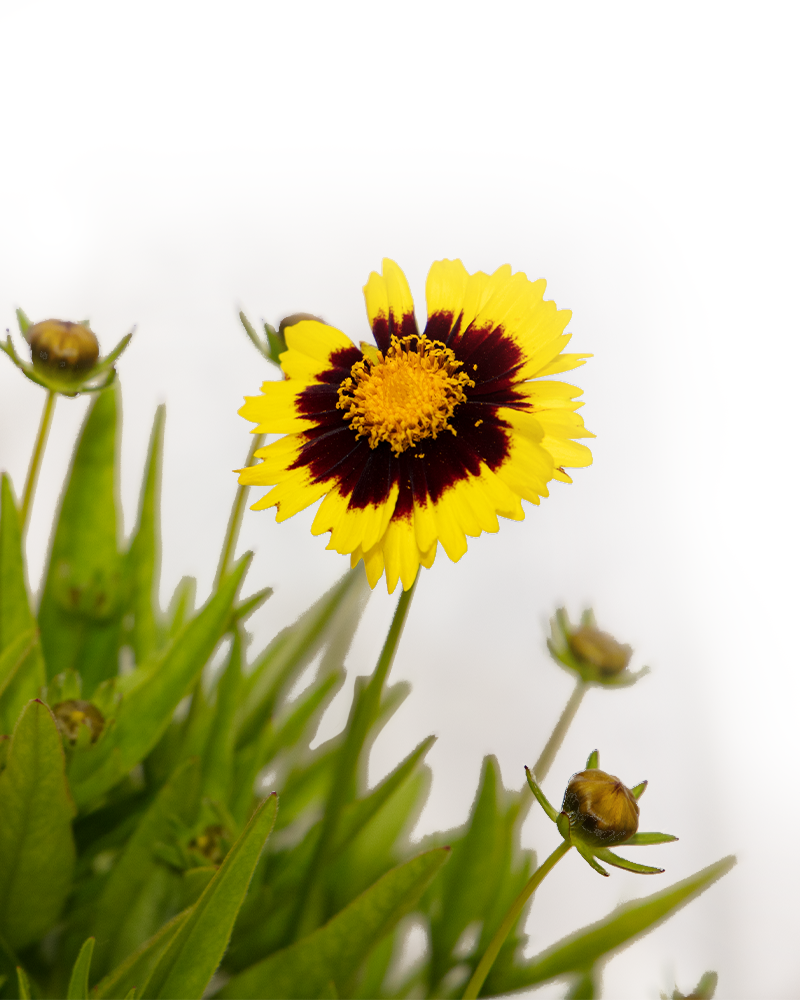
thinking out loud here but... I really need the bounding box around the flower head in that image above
[526,750,677,876]
[548,608,648,687]
[238,259,594,592]
[1,309,132,396]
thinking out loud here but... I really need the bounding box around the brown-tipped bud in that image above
[568,626,633,676]
[562,769,640,847]
[53,699,105,744]
[29,320,99,377]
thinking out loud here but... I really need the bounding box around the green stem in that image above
[292,575,418,939]
[463,840,572,999]
[215,433,265,588]
[532,679,587,782]
[20,389,55,531]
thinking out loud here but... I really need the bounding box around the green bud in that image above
[568,625,632,676]
[52,699,105,744]
[562,768,640,847]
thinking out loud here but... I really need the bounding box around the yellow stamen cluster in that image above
[337,335,474,455]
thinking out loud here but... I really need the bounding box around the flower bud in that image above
[562,768,639,847]
[52,699,105,744]
[568,625,633,677]
[28,320,100,378]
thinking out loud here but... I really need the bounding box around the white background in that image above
[1,3,798,997]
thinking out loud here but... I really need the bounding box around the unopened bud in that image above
[562,769,639,847]
[53,699,105,743]
[188,824,228,865]
[568,626,632,676]
[29,320,99,377]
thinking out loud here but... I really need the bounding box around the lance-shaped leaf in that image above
[91,906,192,1000]
[90,758,202,977]
[38,386,123,691]
[139,792,278,1000]
[219,847,451,1000]
[69,556,250,806]
[484,855,736,995]
[0,700,76,948]
[67,938,95,1000]
[0,476,45,732]
[125,406,164,666]
[626,832,678,845]
[594,848,664,875]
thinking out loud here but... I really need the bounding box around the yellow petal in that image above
[239,381,315,434]
[363,259,417,345]
[280,320,355,381]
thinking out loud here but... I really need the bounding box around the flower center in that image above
[337,335,474,455]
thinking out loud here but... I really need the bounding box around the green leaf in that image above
[15,967,30,1000]
[201,629,245,806]
[140,792,278,999]
[90,758,202,977]
[219,847,451,1000]
[125,407,164,666]
[626,832,678,846]
[37,387,123,691]
[594,848,664,874]
[0,476,46,733]
[524,765,558,822]
[586,750,599,769]
[69,556,250,806]
[92,908,191,1000]
[485,855,736,994]
[0,700,76,948]
[67,938,96,1000]
[0,631,37,705]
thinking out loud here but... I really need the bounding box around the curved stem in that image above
[215,432,265,588]
[463,840,572,999]
[532,679,587,782]
[20,389,55,531]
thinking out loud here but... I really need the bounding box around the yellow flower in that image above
[238,259,594,592]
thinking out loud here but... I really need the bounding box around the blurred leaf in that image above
[218,847,451,1000]
[484,855,736,994]
[668,970,718,999]
[0,700,76,948]
[69,556,250,807]
[201,629,245,807]
[0,476,46,733]
[125,406,164,666]
[163,577,196,645]
[37,387,123,692]
[15,967,30,1000]
[140,793,278,999]
[67,937,95,1000]
[90,758,202,977]
[92,908,191,1000]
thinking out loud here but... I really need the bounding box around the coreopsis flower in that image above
[238,259,594,592]
[526,750,677,876]
[1,310,132,396]
[548,608,649,687]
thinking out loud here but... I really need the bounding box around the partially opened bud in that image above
[29,320,100,378]
[568,626,633,676]
[53,699,105,744]
[562,768,640,847]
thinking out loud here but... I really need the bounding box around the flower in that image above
[525,750,677,877]
[1,309,132,396]
[548,608,648,687]
[238,259,594,592]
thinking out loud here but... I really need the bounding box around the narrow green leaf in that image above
[219,847,450,1000]
[67,938,95,1000]
[0,701,76,948]
[37,387,123,690]
[140,792,278,999]
[0,476,46,732]
[0,631,36,702]
[232,587,273,625]
[16,967,30,1000]
[524,766,558,822]
[586,750,599,769]
[201,629,245,806]
[485,855,736,994]
[69,556,250,806]
[90,758,201,977]
[92,908,191,1000]
[630,780,648,799]
[125,406,164,666]
[594,848,664,874]
[576,842,609,876]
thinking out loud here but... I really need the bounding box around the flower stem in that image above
[463,839,572,999]
[20,389,55,531]
[214,433,265,588]
[532,679,587,782]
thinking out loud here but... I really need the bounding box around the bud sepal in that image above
[525,749,677,878]
[548,608,649,687]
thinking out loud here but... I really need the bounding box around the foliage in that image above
[0,380,733,999]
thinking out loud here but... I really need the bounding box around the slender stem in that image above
[463,840,572,1000]
[215,432,265,588]
[20,389,56,531]
[532,679,587,782]
[291,575,419,939]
